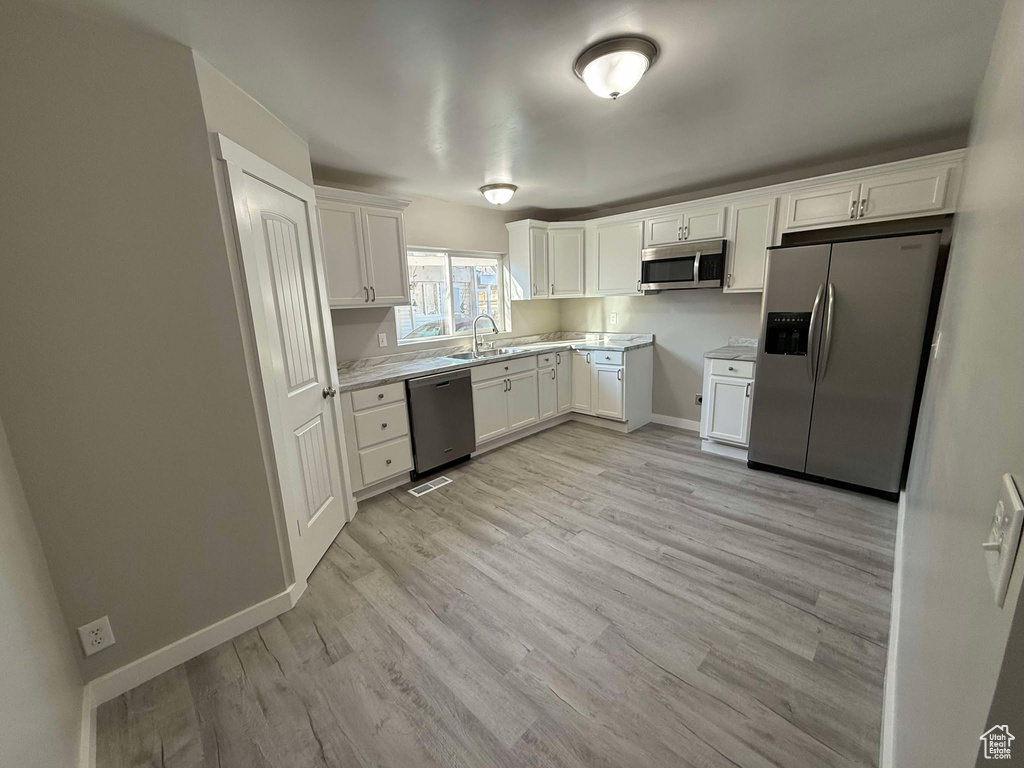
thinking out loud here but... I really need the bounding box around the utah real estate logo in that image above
[980,725,1014,759]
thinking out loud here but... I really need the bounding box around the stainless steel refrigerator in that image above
[747,231,941,499]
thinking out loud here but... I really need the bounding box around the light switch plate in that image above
[610,312,618,325]
[377,332,388,348]
[983,473,1024,608]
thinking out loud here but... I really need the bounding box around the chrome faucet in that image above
[472,314,499,356]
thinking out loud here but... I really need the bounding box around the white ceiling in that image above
[59,0,1001,213]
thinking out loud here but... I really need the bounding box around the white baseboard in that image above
[650,413,701,432]
[79,684,95,768]
[84,580,305,707]
[880,491,907,768]
[700,438,748,461]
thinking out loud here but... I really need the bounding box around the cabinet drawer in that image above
[710,359,754,378]
[471,355,537,383]
[358,437,412,486]
[590,350,623,365]
[351,382,405,411]
[353,401,409,449]
[536,352,557,368]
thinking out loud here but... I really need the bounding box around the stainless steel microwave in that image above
[640,239,726,291]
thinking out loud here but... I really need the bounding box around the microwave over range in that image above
[640,239,725,291]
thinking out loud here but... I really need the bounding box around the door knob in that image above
[322,386,337,398]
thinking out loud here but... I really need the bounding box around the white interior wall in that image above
[891,0,1024,763]
[0,413,83,767]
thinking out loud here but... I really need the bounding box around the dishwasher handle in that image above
[406,368,472,389]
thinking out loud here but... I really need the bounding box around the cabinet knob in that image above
[381,422,388,429]
[728,366,736,371]
[377,393,384,400]
[504,365,509,370]
[386,458,392,465]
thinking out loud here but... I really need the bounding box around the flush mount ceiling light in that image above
[574,36,659,100]
[479,183,517,205]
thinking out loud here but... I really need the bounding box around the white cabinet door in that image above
[858,166,950,221]
[548,228,584,297]
[530,227,550,298]
[506,370,539,432]
[725,197,777,293]
[593,364,624,420]
[706,375,752,445]
[571,351,593,413]
[317,201,370,307]
[684,206,726,240]
[595,220,643,295]
[538,366,557,421]
[361,206,409,305]
[556,351,573,414]
[646,213,684,246]
[473,378,509,444]
[783,183,861,230]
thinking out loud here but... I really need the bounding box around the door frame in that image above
[214,134,355,586]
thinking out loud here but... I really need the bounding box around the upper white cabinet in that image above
[724,196,778,293]
[508,220,584,299]
[645,205,726,246]
[781,162,957,231]
[315,187,411,309]
[594,219,644,295]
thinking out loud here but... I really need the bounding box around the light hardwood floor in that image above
[96,422,896,768]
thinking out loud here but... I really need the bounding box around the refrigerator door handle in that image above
[807,283,824,380]
[818,282,836,381]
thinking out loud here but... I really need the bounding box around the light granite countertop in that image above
[336,332,654,393]
[704,336,759,362]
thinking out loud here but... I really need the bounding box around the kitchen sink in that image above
[446,347,524,360]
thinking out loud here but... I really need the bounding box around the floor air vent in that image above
[408,476,453,497]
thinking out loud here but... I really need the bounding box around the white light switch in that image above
[377,332,388,348]
[610,312,618,325]
[983,473,1024,608]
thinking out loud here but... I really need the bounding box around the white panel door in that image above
[237,165,348,582]
[571,351,593,413]
[361,206,409,305]
[548,228,584,297]
[530,227,550,298]
[683,206,726,240]
[472,378,509,444]
[858,166,950,221]
[556,351,573,414]
[725,197,777,293]
[595,220,643,295]
[593,365,624,420]
[783,183,861,229]
[506,370,539,432]
[646,213,684,246]
[538,366,557,421]
[317,201,369,307]
[706,375,751,445]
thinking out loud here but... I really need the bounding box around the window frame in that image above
[396,246,511,346]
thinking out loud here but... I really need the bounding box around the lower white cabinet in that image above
[555,352,572,414]
[340,382,414,491]
[571,351,593,411]
[471,358,539,445]
[472,377,511,443]
[593,364,624,420]
[507,370,539,432]
[538,364,557,420]
[700,358,755,450]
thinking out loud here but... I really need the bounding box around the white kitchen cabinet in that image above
[472,377,510,443]
[782,182,861,230]
[724,196,778,293]
[645,212,684,246]
[538,364,557,421]
[593,364,624,420]
[340,383,414,491]
[555,351,572,414]
[548,226,585,297]
[315,187,411,309]
[571,351,593,412]
[507,370,539,431]
[594,220,643,295]
[645,205,725,246]
[857,166,950,221]
[530,227,550,298]
[471,356,539,444]
[700,358,755,455]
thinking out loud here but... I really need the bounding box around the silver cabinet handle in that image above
[556,352,561,364]
[677,225,683,240]
[849,199,857,219]
[363,286,369,302]
[683,224,689,240]
[322,386,337,398]
[807,284,824,381]
[745,382,752,397]
[726,273,733,287]
[550,283,554,295]
[818,282,836,381]
[858,198,867,218]
[551,369,556,380]
[617,369,622,381]
[637,279,641,293]
[381,422,388,429]
[370,286,376,302]
[586,353,591,364]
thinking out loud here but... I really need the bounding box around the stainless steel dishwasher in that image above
[406,369,476,479]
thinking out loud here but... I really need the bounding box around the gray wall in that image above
[0,2,286,680]
[892,0,1024,764]
[0,413,83,766]
[560,292,763,422]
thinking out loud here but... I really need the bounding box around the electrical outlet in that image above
[78,616,115,656]
[377,332,388,348]
[695,393,703,406]
[610,312,618,325]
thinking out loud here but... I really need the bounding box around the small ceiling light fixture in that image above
[479,183,517,206]
[574,36,659,100]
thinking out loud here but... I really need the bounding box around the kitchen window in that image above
[396,248,509,343]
